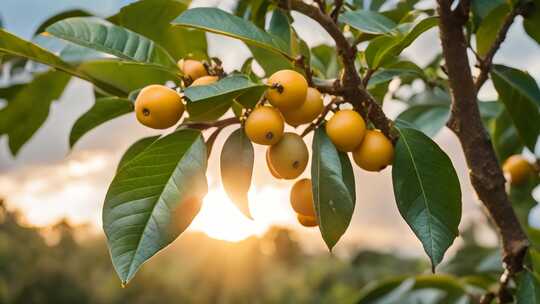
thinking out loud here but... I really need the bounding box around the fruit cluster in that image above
[134,60,395,228]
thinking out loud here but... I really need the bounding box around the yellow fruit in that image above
[179,59,207,80]
[191,75,218,86]
[297,214,318,227]
[245,106,284,145]
[267,70,308,111]
[267,133,309,179]
[353,130,394,172]
[290,178,316,217]
[282,87,324,127]
[326,110,366,152]
[503,155,533,185]
[135,85,184,129]
[266,149,283,179]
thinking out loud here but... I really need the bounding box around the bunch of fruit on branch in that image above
[133,58,396,227]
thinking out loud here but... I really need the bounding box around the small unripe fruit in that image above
[326,110,366,152]
[267,70,308,111]
[191,75,218,86]
[245,106,284,145]
[135,85,184,129]
[267,133,309,179]
[290,178,316,217]
[179,59,207,80]
[353,130,394,172]
[503,155,533,185]
[282,87,324,127]
[266,149,283,179]
[297,214,318,227]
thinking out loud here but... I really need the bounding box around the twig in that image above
[301,97,342,137]
[330,0,343,22]
[180,117,240,130]
[362,68,376,88]
[474,3,527,91]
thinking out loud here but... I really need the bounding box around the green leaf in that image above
[491,65,540,151]
[476,3,511,57]
[311,128,356,250]
[34,9,93,35]
[0,28,123,96]
[396,104,450,137]
[0,83,27,102]
[103,129,208,284]
[0,71,70,155]
[491,108,524,161]
[235,86,266,109]
[109,0,207,60]
[524,0,540,45]
[220,128,254,219]
[517,270,540,303]
[77,60,179,94]
[392,127,462,268]
[69,97,133,147]
[366,17,438,68]
[174,7,291,58]
[117,135,160,172]
[46,17,177,69]
[311,44,340,79]
[184,75,265,121]
[340,10,397,34]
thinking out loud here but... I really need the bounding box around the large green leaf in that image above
[476,3,511,57]
[117,135,160,172]
[311,128,356,250]
[103,129,208,284]
[491,65,540,151]
[491,108,524,161]
[396,104,450,137]
[340,10,397,34]
[0,71,70,155]
[69,97,133,147]
[220,128,254,219]
[109,0,207,60]
[46,17,177,69]
[524,0,540,45]
[0,29,123,96]
[34,9,93,35]
[517,270,540,303]
[392,127,462,268]
[183,75,265,121]
[174,7,291,59]
[78,60,179,94]
[365,17,438,68]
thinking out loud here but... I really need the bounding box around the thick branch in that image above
[475,4,526,91]
[285,0,397,142]
[437,2,528,302]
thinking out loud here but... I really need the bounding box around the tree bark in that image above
[437,0,528,279]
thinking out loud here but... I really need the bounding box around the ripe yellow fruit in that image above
[267,70,308,111]
[290,178,316,217]
[191,75,218,86]
[135,85,184,129]
[267,133,309,179]
[245,106,284,145]
[503,155,533,185]
[297,214,318,227]
[353,130,394,172]
[282,87,324,127]
[266,149,283,179]
[179,59,207,80]
[326,109,366,152]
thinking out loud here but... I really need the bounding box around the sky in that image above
[0,0,539,258]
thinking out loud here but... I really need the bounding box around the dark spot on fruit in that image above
[266,132,274,140]
[142,108,150,116]
[292,160,299,168]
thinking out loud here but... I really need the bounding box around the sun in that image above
[188,186,293,242]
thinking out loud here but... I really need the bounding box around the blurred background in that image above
[0,0,539,303]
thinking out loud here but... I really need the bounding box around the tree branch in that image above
[474,4,527,91]
[437,1,528,302]
[283,0,397,142]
